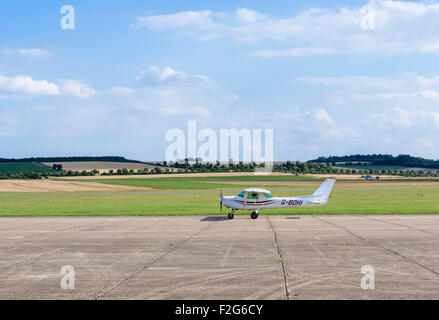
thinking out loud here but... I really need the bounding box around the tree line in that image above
[311,154,439,169]
[0,156,144,163]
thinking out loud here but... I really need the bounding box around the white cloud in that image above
[252,47,334,57]
[159,105,212,118]
[297,73,439,103]
[280,108,301,120]
[369,107,413,127]
[58,80,96,98]
[416,90,439,99]
[137,1,439,56]
[297,75,407,90]
[369,107,439,129]
[0,74,95,98]
[0,74,59,95]
[106,85,216,119]
[312,108,334,124]
[108,87,135,94]
[259,107,359,159]
[137,66,185,82]
[236,8,266,24]
[2,48,51,57]
[277,107,346,137]
[221,93,239,101]
[136,65,209,84]
[133,10,219,30]
[99,66,238,120]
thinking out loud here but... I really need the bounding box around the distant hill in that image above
[0,162,54,175]
[310,154,439,170]
[0,156,144,164]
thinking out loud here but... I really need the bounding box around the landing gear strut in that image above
[251,210,259,219]
[228,209,235,219]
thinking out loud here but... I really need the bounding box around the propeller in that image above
[219,189,223,212]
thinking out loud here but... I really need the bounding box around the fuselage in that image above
[221,195,325,210]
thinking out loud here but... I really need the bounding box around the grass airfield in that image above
[1,175,439,216]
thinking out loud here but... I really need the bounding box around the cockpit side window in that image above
[247,193,259,200]
[237,191,245,197]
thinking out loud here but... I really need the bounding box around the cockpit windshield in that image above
[264,193,274,198]
[237,191,273,199]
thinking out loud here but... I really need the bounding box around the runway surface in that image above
[1,215,439,299]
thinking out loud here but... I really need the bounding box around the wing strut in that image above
[244,191,248,208]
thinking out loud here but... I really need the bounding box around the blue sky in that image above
[1,0,439,161]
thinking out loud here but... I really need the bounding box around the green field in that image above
[0,162,53,175]
[75,175,321,190]
[0,175,439,216]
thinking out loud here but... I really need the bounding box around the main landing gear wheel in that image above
[227,212,234,219]
[251,211,259,219]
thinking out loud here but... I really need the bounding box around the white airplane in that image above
[218,179,335,219]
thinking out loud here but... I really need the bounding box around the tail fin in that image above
[312,179,335,203]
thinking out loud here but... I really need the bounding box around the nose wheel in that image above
[227,212,234,219]
[251,211,259,219]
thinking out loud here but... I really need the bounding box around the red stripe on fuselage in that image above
[233,199,276,204]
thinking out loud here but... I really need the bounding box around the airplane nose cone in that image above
[218,197,223,202]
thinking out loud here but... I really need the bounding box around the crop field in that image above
[0,162,53,175]
[41,161,159,172]
[0,175,439,216]
[336,164,409,170]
